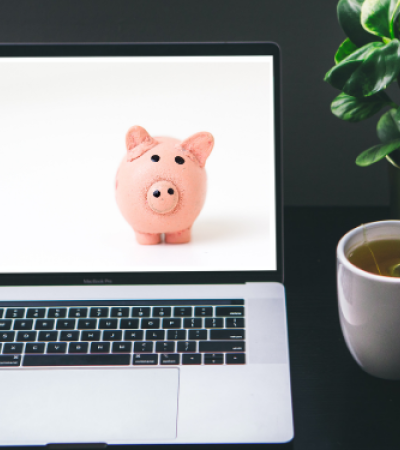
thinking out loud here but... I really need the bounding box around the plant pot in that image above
[387,149,400,219]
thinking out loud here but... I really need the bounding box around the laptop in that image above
[0,42,293,447]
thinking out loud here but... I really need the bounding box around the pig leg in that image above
[135,231,162,245]
[165,227,191,244]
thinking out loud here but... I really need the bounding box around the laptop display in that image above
[0,48,279,280]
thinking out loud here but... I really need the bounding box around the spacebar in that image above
[23,354,131,366]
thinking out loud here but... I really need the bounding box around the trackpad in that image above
[0,368,179,445]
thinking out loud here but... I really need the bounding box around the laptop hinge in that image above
[47,444,107,450]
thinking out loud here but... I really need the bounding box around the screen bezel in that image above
[0,42,283,286]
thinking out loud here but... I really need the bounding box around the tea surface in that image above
[347,239,400,277]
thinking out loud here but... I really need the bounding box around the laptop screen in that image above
[0,44,282,285]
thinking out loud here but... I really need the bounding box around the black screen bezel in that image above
[0,42,283,286]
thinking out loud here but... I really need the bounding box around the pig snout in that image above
[146,180,179,214]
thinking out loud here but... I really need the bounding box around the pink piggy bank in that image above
[115,126,214,245]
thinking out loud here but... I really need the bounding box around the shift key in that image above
[199,341,245,352]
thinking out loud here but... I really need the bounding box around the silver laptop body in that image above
[0,42,293,446]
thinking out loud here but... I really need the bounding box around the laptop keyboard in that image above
[0,300,246,367]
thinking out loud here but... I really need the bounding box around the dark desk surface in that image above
[285,206,400,450]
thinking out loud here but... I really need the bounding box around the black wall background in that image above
[0,0,390,206]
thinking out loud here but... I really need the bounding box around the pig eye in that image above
[175,156,185,165]
[151,155,160,162]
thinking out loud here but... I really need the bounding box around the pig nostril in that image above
[168,188,174,195]
[153,190,161,198]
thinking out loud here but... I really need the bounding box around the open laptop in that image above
[0,42,293,447]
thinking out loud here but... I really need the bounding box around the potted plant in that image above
[324,0,400,217]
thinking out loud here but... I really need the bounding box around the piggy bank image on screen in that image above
[115,126,214,245]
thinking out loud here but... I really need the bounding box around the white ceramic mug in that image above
[337,221,400,380]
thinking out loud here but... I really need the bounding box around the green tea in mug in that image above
[347,238,400,277]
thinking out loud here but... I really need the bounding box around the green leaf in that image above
[335,38,359,63]
[361,0,392,38]
[389,0,400,38]
[331,91,392,122]
[338,0,381,47]
[361,0,400,38]
[343,39,400,96]
[356,139,400,165]
[325,41,384,90]
[377,108,400,142]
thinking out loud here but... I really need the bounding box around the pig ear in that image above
[180,132,214,168]
[125,126,158,162]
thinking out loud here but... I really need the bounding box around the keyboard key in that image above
[103,330,122,341]
[194,307,213,317]
[47,342,67,354]
[90,342,110,353]
[124,330,144,341]
[0,332,15,342]
[226,318,245,328]
[90,307,109,318]
[177,341,196,352]
[155,342,175,353]
[167,330,186,340]
[131,307,150,318]
[112,342,132,353]
[182,354,201,365]
[160,354,180,365]
[0,320,12,331]
[98,319,118,329]
[145,330,165,341]
[23,354,130,366]
[210,329,245,340]
[120,319,139,329]
[111,307,129,318]
[188,330,207,340]
[25,343,45,354]
[0,355,21,366]
[133,354,158,365]
[134,342,153,353]
[199,341,245,353]
[60,331,80,341]
[204,353,224,365]
[153,307,171,317]
[216,306,244,317]
[69,308,88,318]
[68,342,89,354]
[226,353,246,364]
[174,307,192,317]
[162,318,182,329]
[35,319,55,330]
[16,331,37,342]
[6,308,24,319]
[205,318,223,328]
[27,308,46,318]
[0,309,3,319]
[77,319,97,330]
[56,319,76,330]
[14,319,33,330]
[183,318,202,328]
[48,308,67,318]
[38,331,58,341]
[141,319,160,329]
[3,343,24,354]
[81,331,101,341]
[124,330,143,341]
